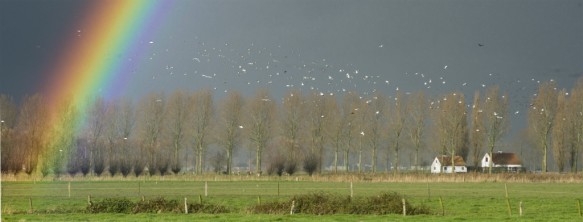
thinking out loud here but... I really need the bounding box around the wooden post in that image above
[427,183,431,200]
[350,181,354,198]
[290,200,295,215]
[68,182,71,198]
[28,197,33,214]
[439,196,444,216]
[506,198,512,216]
[198,194,202,204]
[402,198,407,216]
[505,183,512,216]
[578,199,582,217]
[87,195,92,206]
[142,196,145,202]
[257,196,261,205]
[184,197,188,214]
[519,201,523,216]
[204,181,208,197]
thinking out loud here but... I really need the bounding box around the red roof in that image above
[436,156,466,166]
[491,152,522,165]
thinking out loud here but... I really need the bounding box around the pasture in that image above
[1,174,582,221]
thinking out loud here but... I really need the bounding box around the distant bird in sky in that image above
[478,43,484,47]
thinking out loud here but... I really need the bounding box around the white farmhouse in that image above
[431,155,467,173]
[481,152,523,172]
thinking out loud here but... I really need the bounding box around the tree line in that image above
[1,78,582,177]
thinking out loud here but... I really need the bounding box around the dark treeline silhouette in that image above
[1,78,582,177]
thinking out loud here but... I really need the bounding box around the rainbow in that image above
[40,1,172,171]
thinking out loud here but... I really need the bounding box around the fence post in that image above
[350,181,354,198]
[578,199,582,217]
[87,195,92,206]
[427,183,431,200]
[198,195,202,204]
[519,201,523,216]
[28,197,33,214]
[184,197,188,214]
[204,181,208,197]
[439,196,444,216]
[402,198,407,216]
[290,200,295,215]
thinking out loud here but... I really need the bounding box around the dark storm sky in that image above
[1,0,582,131]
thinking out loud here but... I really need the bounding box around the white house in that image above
[481,152,522,172]
[431,155,467,173]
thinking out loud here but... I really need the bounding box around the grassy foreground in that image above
[1,175,582,221]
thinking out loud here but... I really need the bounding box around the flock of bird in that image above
[138,38,558,122]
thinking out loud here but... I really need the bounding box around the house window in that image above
[433,167,436,170]
[462,167,465,170]
[485,157,488,162]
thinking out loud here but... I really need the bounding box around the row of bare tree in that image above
[1,79,582,176]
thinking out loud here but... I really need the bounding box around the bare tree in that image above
[355,97,369,173]
[431,92,468,172]
[389,92,407,174]
[341,92,360,172]
[483,86,509,174]
[16,94,48,175]
[190,90,214,174]
[101,98,135,177]
[469,91,485,169]
[246,89,276,175]
[366,93,387,173]
[216,91,243,175]
[328,96,342,173]
[165,90,189,174]
[552,90,569,172]
[137,92,166,175]
[568,78,583,172]
[407,92,427,171]
[1,94,19,173]
[280,90,305,173]
[305,92,334,174]
[528,81,558,173]
[48,97,79,177]
[85,97,107,176]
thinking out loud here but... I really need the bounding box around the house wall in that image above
[431,158,441,173]
[431,158,467,173]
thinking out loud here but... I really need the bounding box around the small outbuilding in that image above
[431,155,467,173]
[481,152,523,173]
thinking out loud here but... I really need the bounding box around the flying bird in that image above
[478,43,484,47]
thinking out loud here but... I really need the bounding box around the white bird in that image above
[444,65,448,69]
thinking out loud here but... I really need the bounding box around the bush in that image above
[249,192,430,215]
[86,197,230,214]
[303,154,319,176]
[284,160,297,176]
[133,197,181,213]
[188,203,230,214]
[87,198,135,213]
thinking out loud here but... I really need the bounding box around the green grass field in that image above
[2,175,582,221]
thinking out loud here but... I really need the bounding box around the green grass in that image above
[2,177,583,221]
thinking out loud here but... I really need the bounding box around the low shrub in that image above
[133,197,181,213]
[86,197,230,214]
[249,192,430,215]
[188,203,230,214]
[87,198,135,213]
